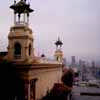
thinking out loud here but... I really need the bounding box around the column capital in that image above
[24,79,30,84]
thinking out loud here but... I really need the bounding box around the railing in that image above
[15,21,28,26]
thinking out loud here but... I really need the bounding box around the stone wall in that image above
[16,63,62,100]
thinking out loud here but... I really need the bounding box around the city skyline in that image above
[0,0,100,61]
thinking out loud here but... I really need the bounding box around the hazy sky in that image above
[0,0,100,61]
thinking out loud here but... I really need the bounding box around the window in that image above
[14,42,21,58]
[29,44,31,56]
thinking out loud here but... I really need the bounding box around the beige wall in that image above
[30,68,62,99]
[8,25,63,100]
[8,26,34,61]
[16,64,62,100]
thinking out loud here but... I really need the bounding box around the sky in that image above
[0,0,100,62]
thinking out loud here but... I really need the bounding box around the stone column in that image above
[24,46,28,61]
[24,80,31,100]
[30,78,38,100]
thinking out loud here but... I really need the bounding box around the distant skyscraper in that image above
[79,59,83,67]
[62,57,67,66]
[91,61,96,75]
[71,56,76,67]
[92,61,95,67]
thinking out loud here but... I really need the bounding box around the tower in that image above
[54,37,63,62]
[8,0,34,62]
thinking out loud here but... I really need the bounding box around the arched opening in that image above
[29,44,31,56]
[57,56,59,61]
[14,42,21,58]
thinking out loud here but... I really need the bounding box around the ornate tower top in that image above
[8,0,34,62]
[10,0,34,26]
[54,37,63,62]
[55,37,63,49]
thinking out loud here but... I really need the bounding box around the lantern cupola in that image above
[54,37,63,62]
[10,0,34,25]
[55,37,63,50]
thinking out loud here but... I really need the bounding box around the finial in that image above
[28,2,30,6]
[58,36,60,41]
[14,0,16,4]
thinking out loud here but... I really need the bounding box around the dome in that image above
[55,37,63,46]
[10,0,34,14]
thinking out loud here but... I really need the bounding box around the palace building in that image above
[0,0,64,100]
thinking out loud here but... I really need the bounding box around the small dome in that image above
[55,37,63,46]
[10,0,34,14]
[41,54,45,57]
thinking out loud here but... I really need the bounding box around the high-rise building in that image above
[79,59,82,66]
[91,61,96,75]
[71,56,76,67]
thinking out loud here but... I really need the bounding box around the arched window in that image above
[29,44,31,56]
[14,42,21,58]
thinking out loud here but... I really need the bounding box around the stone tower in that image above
[54,37,63,62]
[8,0,34,62]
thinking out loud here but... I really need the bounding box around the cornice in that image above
[14,63,63,71]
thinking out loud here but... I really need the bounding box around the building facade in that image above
[5,0,63,100]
